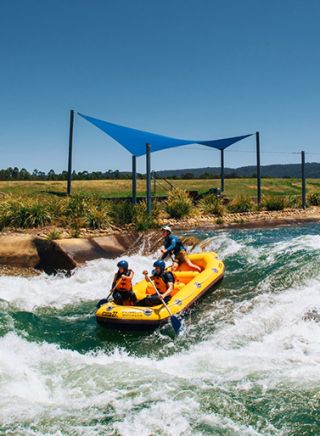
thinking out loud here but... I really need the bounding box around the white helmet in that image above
[161,225,172,233]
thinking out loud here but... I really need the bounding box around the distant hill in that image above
[155,163,320,178]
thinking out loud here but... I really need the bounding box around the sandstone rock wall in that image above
[0,231,140,274]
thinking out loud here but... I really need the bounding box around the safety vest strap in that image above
[146,275,168,295]
[114,274,132,292]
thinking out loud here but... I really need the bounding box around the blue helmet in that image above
[153,259,165,273]
[117,260,128,271]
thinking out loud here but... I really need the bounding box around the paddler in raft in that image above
[137,260,175,307]
[160,225,201,272]
[111,260,137,305]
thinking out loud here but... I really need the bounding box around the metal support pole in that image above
[67,109,74,195]
[301,150,306,210]
[256,131,261,207]
[132,155,137,204]
[146,143,151,215]
[220,149,225,193]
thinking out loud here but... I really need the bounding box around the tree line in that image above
[0,168,134,181]
[0,167,256,181]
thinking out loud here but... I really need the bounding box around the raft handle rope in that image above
[170,264,223,307]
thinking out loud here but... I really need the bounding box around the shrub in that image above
[0,200,11,229]
[61,195,111,229]
[69,216,86,230]
[263,195,287,211]
[308,192,320,206]
[286,195,302,209]
[85,205,110,229]
[165,188,193,219]
[1,200,52,228]
[46,228,61,240]
[198,194,224,216]
[64,195,89,218]
[23,203,52,227]
[132,201,160,231]
[110,200,134,225]
[71,228,81,238]
[228,196,254,213]
[216,217,224,225]
[47,198,67,223]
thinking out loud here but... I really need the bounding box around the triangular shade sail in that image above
[78,112,252,156]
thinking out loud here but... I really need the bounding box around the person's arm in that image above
[143,270,157,284]
[161,273,174,298]
[161,236,176,255]
[127,269,134,280]
[111,273,118,291]
[160,251,169,260]
[162,281,174,298]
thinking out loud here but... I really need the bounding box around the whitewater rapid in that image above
[0,225,319,435]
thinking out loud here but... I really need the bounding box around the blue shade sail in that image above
[199,135,252,150]
[78,113,252,156]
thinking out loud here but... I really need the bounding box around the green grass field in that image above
[0,178,319,199]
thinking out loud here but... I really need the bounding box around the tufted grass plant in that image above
[132,201,160,231]
[165,188,193,219]
[85,204,111,229]
[109,200,134,226]
[64,194,90,219]
[46,228,61,240]
[198,194,224,216]
[286,195,302,209]
[0,198,53,228]
[228,195,255,213]
[262,195,288,211]
[308,192,320,206]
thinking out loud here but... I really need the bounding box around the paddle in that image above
[96,277,122,309]
[144,273,181,333]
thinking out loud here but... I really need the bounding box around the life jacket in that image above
[146,272,173,295]
[114,270,132,292]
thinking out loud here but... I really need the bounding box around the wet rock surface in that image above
[0,231,141,275]
[0,235,41,268]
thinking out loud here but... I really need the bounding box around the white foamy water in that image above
[0,280,319,434]
[1,227,320,434]
[3,231,317,312]
[0,255,155,311]
[193,232,245,258]
[246,233,320,266]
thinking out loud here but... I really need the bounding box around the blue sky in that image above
[0,0,319,173]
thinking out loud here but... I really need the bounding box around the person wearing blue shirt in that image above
[160,226,201,272]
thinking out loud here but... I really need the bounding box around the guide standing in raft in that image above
[160,226,201,272]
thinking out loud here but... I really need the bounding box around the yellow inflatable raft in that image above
[96,252,224,329]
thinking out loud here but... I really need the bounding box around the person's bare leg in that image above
[171,260,179,272]
[185,257,201,272]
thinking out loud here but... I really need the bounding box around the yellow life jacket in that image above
[146,275,168,295]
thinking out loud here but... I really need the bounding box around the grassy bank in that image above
[0,178,320,198]
[0,179,319,235]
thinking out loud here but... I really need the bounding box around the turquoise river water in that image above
[0,224,319,435]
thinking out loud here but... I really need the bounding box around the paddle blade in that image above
[96,298,108,309]
[170,315,181,333]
